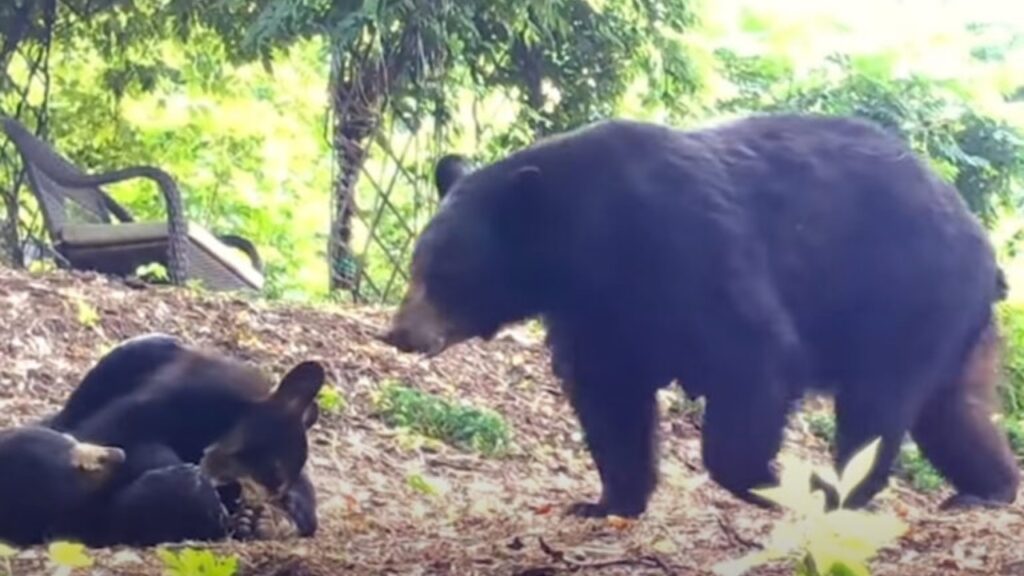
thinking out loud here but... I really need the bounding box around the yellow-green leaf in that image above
[806,536,872,576]
[812,465,840,494]
[712,549,787,576]
[48,541,93,569]
[0,542,15,558]
[651,537,678,555]
[838,438,882,506]
[823,510,908,553]
[406,473,439,496]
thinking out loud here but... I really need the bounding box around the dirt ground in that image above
[1,265,1023,575]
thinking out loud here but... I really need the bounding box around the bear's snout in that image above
[381,284,451,357]
[379,323,446,356]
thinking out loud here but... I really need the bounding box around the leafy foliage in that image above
[316,383,346,415]
[374,380,511,457]
[997,302,1024,417]
[806,412,836,445]
[157,548,238,576]
[41,28,332,299]
[714,52,1024,223]
[713,440,908,576]
[47,541,93,576]
[895,446,944,493]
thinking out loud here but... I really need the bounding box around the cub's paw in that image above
[229,502,299,541]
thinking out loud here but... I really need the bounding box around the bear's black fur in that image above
[384,113,1020,517]
[44,334,323,544]
[0,426,125,546]
[44,333,184,433]
[104,462,228,547]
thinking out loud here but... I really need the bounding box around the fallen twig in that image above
[715,513,762,550]
[537,537,675,574]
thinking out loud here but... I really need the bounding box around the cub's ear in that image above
[435,154,474,201]
[302,403,320,430]
[271,361,326,420]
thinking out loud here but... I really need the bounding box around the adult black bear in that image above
[49,334,324,543]
[0,425,126,546]
[383,113,1020,517]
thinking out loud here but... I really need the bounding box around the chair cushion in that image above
[59,222,264,290]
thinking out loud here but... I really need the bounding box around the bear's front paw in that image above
[939,493,1011,511]
[565,501,609,518]
[564,499,644,519]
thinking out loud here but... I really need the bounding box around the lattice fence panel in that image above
[345,114,447,304]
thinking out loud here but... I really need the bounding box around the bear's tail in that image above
[996,266,1009,302]
[949,265,1007,404]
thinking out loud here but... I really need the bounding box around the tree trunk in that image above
[0,0,46,267]
[326,55,383,295]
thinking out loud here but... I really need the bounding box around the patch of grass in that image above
[72,297,100,328]
[374,381,511,457]
[158,548,238,576]
[1000,417,1024,460]
[895,443,944,493]
[997,303,1024,416]
[805,412,836,445]
[134,262,170,284]
[316,384,346,415]
[47,541,93,575]
[664,388,705,419]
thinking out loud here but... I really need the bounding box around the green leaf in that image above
[406,473,439,496]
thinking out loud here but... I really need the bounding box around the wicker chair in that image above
[2,117,264,292]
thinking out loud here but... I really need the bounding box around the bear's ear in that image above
[506,165,546,216]
[496,165,551,244]
[435,154,474,201]
[270,361,326,420]
[511,165,542,191]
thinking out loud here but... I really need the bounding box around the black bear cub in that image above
[384,113,1020,518]
[0,426,124,546]
[25,333,325,546]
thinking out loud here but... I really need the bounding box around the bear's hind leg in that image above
[910,324,1019,509]
[833,383,920,509]
[701,381,790,507]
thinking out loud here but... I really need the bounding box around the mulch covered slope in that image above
[0,265,1022,575]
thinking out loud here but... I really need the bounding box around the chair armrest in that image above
[216,234,264,272]
[34,165,189,285]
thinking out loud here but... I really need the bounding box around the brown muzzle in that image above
[379,282,453,357]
